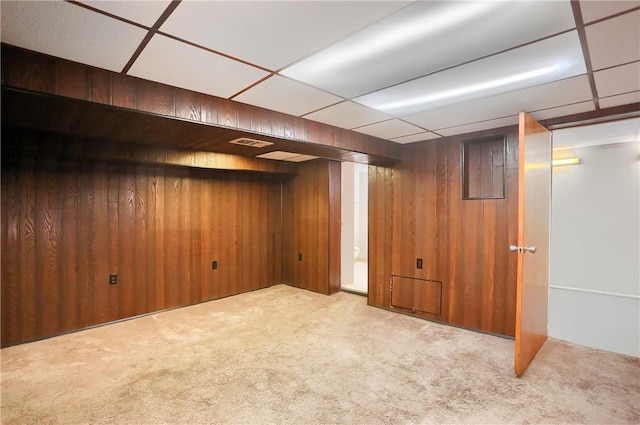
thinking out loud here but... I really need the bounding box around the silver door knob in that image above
[509,245,522,252]
[524,246,537,253]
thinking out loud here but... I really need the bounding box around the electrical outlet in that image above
[212,261,218,270]
[416,258,423,269]
[109,274,118,285]
[298,253,303,261]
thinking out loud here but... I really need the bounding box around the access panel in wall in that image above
[391,275,442,316]
[462,135,505,199]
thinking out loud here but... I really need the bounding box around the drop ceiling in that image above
[1,0,639,144]
[553,117,640,150]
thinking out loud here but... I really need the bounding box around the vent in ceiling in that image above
[229,137,274,148]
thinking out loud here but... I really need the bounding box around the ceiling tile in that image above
[160,1,407,71]
[530,101,595,121]
[0,0,146,73]
[579,0,640,24]
[594,62,640,97]
[128,35,269,99]
[391,132,441,144]
[282,1,575,98]
[586,10,640,70]
[353,120,425,140]
[437,116,519,137]
[304,101,391,130]
[599,91,640,109]
[233,76,343,117]
[553,117,640,149]
[354,31,586,116]
[78,0,171,27]
[404,75,592,131]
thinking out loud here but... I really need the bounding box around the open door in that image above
[514,112,552,377]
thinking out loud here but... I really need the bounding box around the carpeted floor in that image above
[1,284,638,424]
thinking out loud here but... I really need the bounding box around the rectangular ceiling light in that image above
[286,154,319,162]
[280,1,575,99]
[256,151,318,162]
[229,138,274,148]
[552,157,582,166]
[353,31,586,117]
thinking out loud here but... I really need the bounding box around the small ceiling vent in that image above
[229,137,274,148]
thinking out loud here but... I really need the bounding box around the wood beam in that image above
[1,44,401,165]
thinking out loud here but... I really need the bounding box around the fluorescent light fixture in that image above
[279,1,576,98]
[375,66,560,113]
[354,31,585,116]
[282,2,497,78]
[552,157,581,166]
[286,154,319,163]
[256,151,318,162]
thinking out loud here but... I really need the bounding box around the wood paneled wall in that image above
[369,126,519,336]
[1,45,400,163]
[2,127,296,175]
[1,131,283,347]
[282,160,341,295]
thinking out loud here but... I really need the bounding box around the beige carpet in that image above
[1,284,638,424]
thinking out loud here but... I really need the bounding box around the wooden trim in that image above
[2,127,296,175]
[514,113,527,364]
[1,44,401,164]
[542,102,640,129]
[327,161,342,295]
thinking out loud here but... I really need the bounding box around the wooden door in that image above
[514,112,552,377]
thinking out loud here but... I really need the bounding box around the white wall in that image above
[549,141,640,357]
[354,164,368,259]
[341,162,355,287]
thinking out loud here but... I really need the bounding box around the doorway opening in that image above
[340,162,368,295]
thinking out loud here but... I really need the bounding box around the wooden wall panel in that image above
[18,158,38,341]
[327,161,342,295]
[1,127,295,175]
[386,141,443,322]
[281,176,294,289]
[368,126,519,337]
[2,45,401,164]
[37,160,63,338]
[1,153,23,343]
[282,160,340,295]
[444,139,462,327]
[77,164,93,328]
[60,162,79,330]
[93,162,110,325]
[1,131,284,347]
[119,166,137,318]
[367,166,393,308]
[434,141,450,321]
